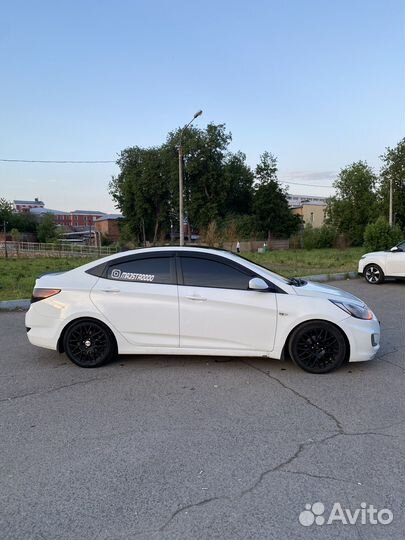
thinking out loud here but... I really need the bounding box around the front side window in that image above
[396,241,405,252]
[107,257,174,284]
[180,256,251,290]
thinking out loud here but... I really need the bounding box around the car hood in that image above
[362,251,387,258]
[293,280,364,304]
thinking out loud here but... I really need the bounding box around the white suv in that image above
[358,241,405,284]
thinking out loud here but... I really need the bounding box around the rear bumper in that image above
[25,308,60,350]
[340,316,380,362]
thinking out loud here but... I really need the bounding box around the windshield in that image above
[233,253,292,284]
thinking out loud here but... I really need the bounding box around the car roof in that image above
[75,245,289,285]
[101,245,231,260]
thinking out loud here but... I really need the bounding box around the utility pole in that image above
[389,177,393,226]
[178,110,203,246]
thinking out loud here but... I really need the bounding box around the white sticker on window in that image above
[110,268,155,282]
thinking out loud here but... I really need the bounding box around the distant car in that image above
[358,241,405,284]
[26,247,380,374]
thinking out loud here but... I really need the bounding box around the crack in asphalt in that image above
[159,495,230,532]
[381,358,405,371]
[280,469,363,486]
[239,431,341,497]
[0,376,110,403]
[376,348,404,371]
[155,359,401,533]
[157,433,339,532]
[377,347,399,359]
[239,359,344,432]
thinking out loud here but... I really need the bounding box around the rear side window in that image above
[180,257,251,290]
[107,257,174,284]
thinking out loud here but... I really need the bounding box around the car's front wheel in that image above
[364,264,384,284]
[63,319,117,368]
[288,321,347,374]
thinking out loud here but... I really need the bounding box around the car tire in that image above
[63,319,117,368]
[364,264,384,284]
[288,321,347,374]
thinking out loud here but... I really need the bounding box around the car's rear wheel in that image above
[364,264,384,284]
[288,321,347,374]
[63,319,117,368]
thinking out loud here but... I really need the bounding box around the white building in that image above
[287,194,328,208]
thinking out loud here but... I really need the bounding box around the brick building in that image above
[13,198,45,213]
[29,207,106,229]
[70,210,106,228]
[94,214,123,242]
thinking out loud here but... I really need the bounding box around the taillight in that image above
[31,288,61,303]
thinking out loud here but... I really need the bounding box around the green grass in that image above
[0,247,365,301]
[0,257,95,301]
[243,247,364,278]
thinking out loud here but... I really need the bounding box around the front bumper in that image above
[340,315,380,362]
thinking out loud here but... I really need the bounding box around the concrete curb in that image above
[0,299,30,311]
[301,271,359,283]
[0,272,360,312]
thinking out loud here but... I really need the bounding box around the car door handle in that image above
[186,294,207,301]
[102,288,120,293]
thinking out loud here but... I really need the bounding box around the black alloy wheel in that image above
[364,264,384,284]
[63,319,116,368]
[289,321,347,374]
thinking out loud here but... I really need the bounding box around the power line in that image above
[280,180,335,188]
[0,158,115,163]
[0,157,335,188]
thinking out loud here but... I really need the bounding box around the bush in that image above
[302,225,338,250]
[202,221,224,247]
[222,214,257,240]
[363,217,403,251]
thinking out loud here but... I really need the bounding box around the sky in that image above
[1,0,404,213]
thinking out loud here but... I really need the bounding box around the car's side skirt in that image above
[117,345,277,359]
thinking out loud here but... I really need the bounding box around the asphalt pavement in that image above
[0,279,404,540]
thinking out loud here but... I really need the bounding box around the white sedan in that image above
[358,240,405,284]
[26,247,380,374]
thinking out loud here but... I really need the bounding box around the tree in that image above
[164,123,235,231]
[110,123,256,243]
[252,152,300,238]
[222,152,254,216]
[37,213,58,243]
[110,146,171,245]
[10,212,37,233]
[326,161,378,245]
[378,138,405,230]
[0,198,13,226]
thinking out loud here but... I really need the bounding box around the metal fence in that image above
[0,241,119,258]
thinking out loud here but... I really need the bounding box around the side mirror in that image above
[249,277,269,291]
[390,246,400,252]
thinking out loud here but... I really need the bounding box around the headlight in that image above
[330,299,373,320]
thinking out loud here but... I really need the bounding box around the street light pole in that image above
[178,142,184,246]
[178,110,202,246]
[389,177,393,226]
